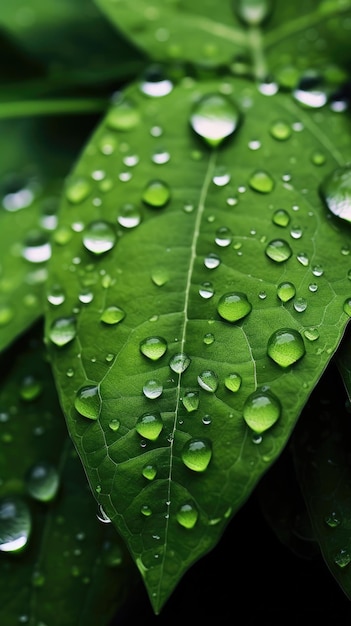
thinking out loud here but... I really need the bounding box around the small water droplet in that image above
[324,511,341,528]
[304,327,319,341]
[267,328,306,367]
[176,502,199,529]
[135,412,163,441]
[243,389,281,433]
[22,231,51,263]
[100,306,125,325]
[212,167,231,186]
[215,227,232,247]
[74,384,101,420]
[140,336,167,361]
[19,375,42,401]
[217,292,252,322]
[181,438,212,472]
[334,548,351,568]
[141,504,152,517]
[312,264,324,277]
[272,209,290,227]
[142,180,171,208]
[204,253,221,269]
[308,283,318,293]
[106,98,140,131]
[47,284,65,306]
[26,462,59,502]
[343,298,351,317]
[320,164,351,222]
[277,282,296,302]
[143,379,163,399]
[234,0,273,25]
[151,268,169,286]
[152,148,171,165]
[117,204,142,228]
[270,120,292,141]
[311,150,326,166]
[293,297,307,313]
[0,497,31,552]
[203,332,215,345]
[49,316,77,347]
[142,464,157,480]
[0,304,14,326]
[182,391,199,412]
[83,221,116,255]
[190,93,241,147]
[108,418,120,431]
[169,353,191,374]
[296,251,309,267]
[65,176,92,204]
[199,282,214,299]
[293,74,327,109]
[249,170,274,193]
[265,239,292,263]
[197,370,218,393]
[224,372,242,392]
[139,65,173,97]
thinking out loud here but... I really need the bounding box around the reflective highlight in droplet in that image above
[83,221,116,255]
[267,328,306,367]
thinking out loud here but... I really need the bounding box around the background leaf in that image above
[45,73,351,612]
[0,322,137,625]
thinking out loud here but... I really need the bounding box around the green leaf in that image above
[45,75,351,612]
[94,0,351,80]
[292,362,351,599]
[0,323,137,625]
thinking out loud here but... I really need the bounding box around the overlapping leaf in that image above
[0,323,137,625]
[45,73,351,612]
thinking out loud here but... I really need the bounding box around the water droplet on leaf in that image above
[243,389,281,433]
[182,391,199,412]
[190,93,241,147]
[197,370,218,393]
[100,306,125,325]
[142,464,157,480]
[65,176,92,204]
[272,209,290,227]
[106,98,140,131]
[143,379,163,399]
[277,282,296,302]
[265,239,292,263]
[108,418,120,431]
[0,497,31,552]
[217,292,252,322]
[74,384,101,420]
[204,253,221,269]
[248,170,274,193]
[176,502,199,529]
[234,0,273,25]
[142,180,171,208]
[267,328,306,367]
[83,221,116,255]
[117,204,142,228]
[270,120,292,141]
[181,438,212,472]
[169,353,191,374]
[26,462,59,502]
[320,165,351,222]
[224,372,242,392]
[139,65,173,97]
[135,412,163,441]
[49,316,77,347]
[140,336,168,360]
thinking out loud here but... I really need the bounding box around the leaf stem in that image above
[0,97,108,120]
[247,25,268,82]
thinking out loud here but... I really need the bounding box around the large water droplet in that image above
[139,65,173,97]
[267,328,306,367]
[100,306,125,325]
[106,98,140,131]
[139,336,168,360]
[234,0,273,25]
[74,384,101,420]
[320,165,351,222]
[204,253,221,269]
[217,292,252,322]
[265,239,292,263]
[190,93,241,147]
[215,227,232,247]
[270,120,292,141]
[199,282,214,299]
[293,74,328,109]
[135,412,163,441]
[197,370,218,393]
[181,438,212,472]
[142,180,171,208]
[248,170,274,193]
[22,231,51,263]
[83,221,116,255]
[26,462,59,502]
[176,502,199,529]
[182,391,199,412]
[48,316,77,347]
[169,353,191,374]
[334,548,351,568]
[0,497,31,552]
[108,418,120,431]
[243,389,281,433]
[47,284,65,306]
[143,379,163,399]
[142,464,157,480]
